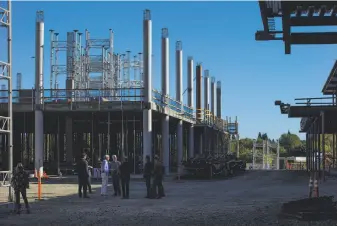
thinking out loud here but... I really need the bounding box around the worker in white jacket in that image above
[100,155,110,196]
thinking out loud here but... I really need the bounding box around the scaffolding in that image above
[49,28,144,101]
[0,0,13,203]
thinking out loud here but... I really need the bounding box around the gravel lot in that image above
[0,170,336,225]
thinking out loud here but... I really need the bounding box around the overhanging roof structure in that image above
[322,60,337,95]
[275,97,337,133]
[256,1,337,54]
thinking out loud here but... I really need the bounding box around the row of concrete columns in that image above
[142,10,225,175]
[33,9,226,175]
[306,111,326,181]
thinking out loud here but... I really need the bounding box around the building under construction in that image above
[0,9,239,175]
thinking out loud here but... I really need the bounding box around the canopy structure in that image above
[256,1,337,54]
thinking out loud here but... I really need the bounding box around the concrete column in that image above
[176,41,183,169]
[34,11,44,176]
[196,64,202,121]
[211,77,216,115]
[187,57,194,158]
[216,81,221,118]
[143,9,153,163]
[65,116,73,163]
[321,111,325,181]
[204,70,210,110]
[161,28,170,175]
[34,111,44,174]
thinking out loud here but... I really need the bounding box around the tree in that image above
[279,132,302,152]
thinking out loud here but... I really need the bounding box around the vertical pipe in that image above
[8,0,13,192]
[49,29,54,90]
[216,81,221,118]
[56,115,60,175]
[318,118,321,177]
[107,112,110,152]
[236,134,240,159]
[133,115,136,174]
[196,64,202,121]
[211,77,216,115]
[175,41,183,172]
[187,57,193,111]
[321,111,325,181]
[314,119,317,172]
[277,139,280,170]
[253,140,256,169]
[176,41,183,104]
[161,28,170,175]
[142,9,153,163]
[187,57,194,158]
[333,132,336,168]
[204,70,210,110]
[34,11,44,176]
[35,11,44,105]
[262,140,265,169]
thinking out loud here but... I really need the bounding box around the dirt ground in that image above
[0,170,336,226]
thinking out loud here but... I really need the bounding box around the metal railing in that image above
[0,88,231,132]
[152,89,194,119]
[294,97,335,106]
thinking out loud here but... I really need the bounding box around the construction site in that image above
[2,1,337,225]
[0,3,239,175]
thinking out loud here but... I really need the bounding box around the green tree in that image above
[279,132,302,152]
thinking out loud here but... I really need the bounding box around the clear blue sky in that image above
[3,1,337,140]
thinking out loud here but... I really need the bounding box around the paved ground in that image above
[0,170,336,225]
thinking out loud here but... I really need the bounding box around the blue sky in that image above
[2,1,336,140]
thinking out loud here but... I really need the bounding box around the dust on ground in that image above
[0,170,336,226]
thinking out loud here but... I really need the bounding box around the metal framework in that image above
[252,139,279,170]
[50,29,143,100]
[0,0,13,203]
[256,1,337,54]
[0,0,12,171]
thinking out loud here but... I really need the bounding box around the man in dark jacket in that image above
[77,153,90,198]
[153,155,164,199]
[11,163,30,214]
[119,157,131,199]
[143,155,152,198]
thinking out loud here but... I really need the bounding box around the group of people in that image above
[77,152,131,199]
[77,152,166,199]
[8,152,166,214]
[144,155,165,199]
[100,154,131,198]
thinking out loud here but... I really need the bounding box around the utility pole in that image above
[277,139,280,170]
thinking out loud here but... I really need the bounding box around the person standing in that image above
[153,155,164,199]
[119,157,131,199]
[83,149,93,194]
[111,155,121,196]
[77,153,90,198]
[143,155,152,198]
[11,163,30,214]
[100,155,110,196]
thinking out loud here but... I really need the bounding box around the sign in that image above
[228,123,238,134]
